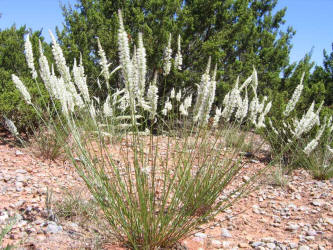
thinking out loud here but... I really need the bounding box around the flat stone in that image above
[261,237,276,243]
[286,223,299,231]
[242,176,250,182]
[304,236,315,241]
[289,242,298,249]
[0,212,9,223]
[298,246,310,250]
[15,150,24,156]
[222,241,230,248]
[251,242,264,247]
[324,217,333,225]
[210,239,222,247]
[266,243,276,249]
[46,221,62,234]
[306,229,316,236]
[194,232,207,239]
[238,243,248,248]
[311,200,322,207]
[221,228,232,238]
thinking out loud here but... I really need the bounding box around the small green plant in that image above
[266,165,289,187]
[0,217,16,250]
[31,123,67,161]
[55,190,99,224]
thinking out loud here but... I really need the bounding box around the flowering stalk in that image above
[179,94,192,116]
[97,37,110,89]
[49,31,83,109]
[235,88,248,122]
[162,98,172,116]
[292,102,320,138]
[174,35,182,70]
[222,76,242,122]
[213,107,222,127]
[146,73,159,119]
[136,33,147,100]
[193,57,211,123]
[12,74,32,104]
[24,34,37,79]
[283,72,305,117]
[304,118,327,155]
[117,10,136,113]
[103,95,113,117]
[38,40,52,93]
[4,116,18,136]
[73,56,90,103]
[163,33,172,76]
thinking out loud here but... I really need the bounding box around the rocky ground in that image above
[0,135,332,250]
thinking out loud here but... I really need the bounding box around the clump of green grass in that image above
[0,217,16,250]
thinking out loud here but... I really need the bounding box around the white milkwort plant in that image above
[213,107,222,127]
[24,34,37,79]
[170,88,175,99]
[283,72,305,117]
[117,10,135,105]
[179,94,192,116]
[291,101,321,138]
[163,33,172,76]
[176,89,182,102]
[97,37,110,88]
[256,101,272,128]
[221,76,242,122]
[303,118,327,155]
[103,95,113,117]
[38,40,52,93]
[136,33,147,102]
[146,73,159,119]
[3,116,18,137]
[72,56,90,103]
[174,34,182,70]
[162,98,173,116]
[193,57,217,125]
[235,88,248,122]
[49,31,84,109]
[12,74,32,105]
[12,9,279,249]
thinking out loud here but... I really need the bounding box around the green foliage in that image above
[58,0,294,101]
[0,216,16,250]
[311,44,333,106]
[0,25,52,131]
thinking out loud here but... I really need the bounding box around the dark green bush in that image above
[0,25,52,132]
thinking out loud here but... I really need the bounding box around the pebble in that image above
[0,211,9,223]
[261,237,276,243]
[210,239,222,247]
[286,223,299,232]
[305,235,315,241]
[15,150,24,156]
[238,242,248,248]
[46,221,62,234]
[324,217,333,225]
[242,176,250,182]
[251,241,264,247]
[311,200,322,207]
[266,243,276,249]
[305,229,316,236]
[222,241,230,248]
[16,169,27,174]
[194,232,207,239]
[221,228,232,238]
[289,243,298,249]
[298,246,310,250]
